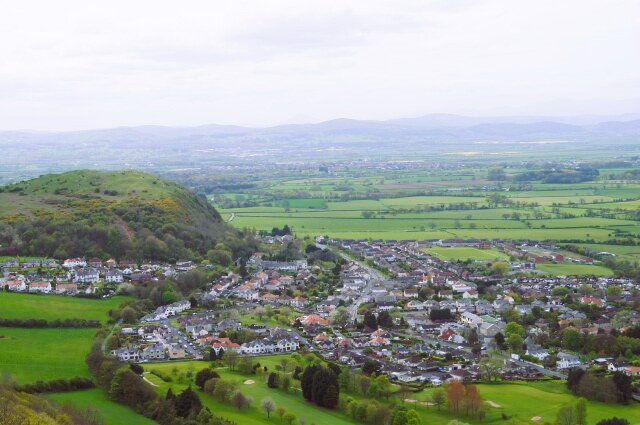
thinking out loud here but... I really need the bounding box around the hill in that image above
[0,170,240,262]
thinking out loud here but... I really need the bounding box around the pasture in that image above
[50,389,157,425]
[0,292,125,323]
[0,327,95,383]
[536,264,614,276]
[421,247,509,261]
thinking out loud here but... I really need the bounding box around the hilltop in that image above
[0,170,240,262]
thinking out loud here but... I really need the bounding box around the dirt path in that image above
[143,375,159,387]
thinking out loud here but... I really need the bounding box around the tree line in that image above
[0,318,101,328]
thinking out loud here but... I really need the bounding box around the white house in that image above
[106,270,124,283]
[556,352,581,369]
[74,268,100,284]
[55,283,78,295]
[63,258,87,269]
[28,281,52,293]
[5,279,27,292]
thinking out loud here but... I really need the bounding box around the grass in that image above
[0,292,126,323]
[50,389,157,425]
[422,247,509,261]
[144,359,640,425]
[0,327,96,383]
[144,357,361,425]
[536,264,614,276]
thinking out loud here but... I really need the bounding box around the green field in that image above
[143,359,640,425]
[50,389,157,425]
[0,292,126,323]
[145,358,361,425]
[422,247,509,261]
[536,263,614,276]
[0,327,95,383]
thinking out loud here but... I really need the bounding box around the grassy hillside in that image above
[0,327,95,383]
[0,169,240,261]
[0,292,127,323]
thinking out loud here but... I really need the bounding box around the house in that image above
[63,258,86,269]
[295,314,330,326]
[28,281,52,293]
[88,258,103,268]
[111,347,141,362]
[74,268,100,284]
[106,270,124,283]
[240,338,300,355]
[460,311,482,327]
[608,360,630,372]
[405,300,424,310]
[55,283,78,295]
[557,352,581,369]
[5,279,27,292]
[463,290,479,299]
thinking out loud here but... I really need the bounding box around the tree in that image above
[223,351,240,371]
[195,368,219,390]
[362,360,381,376]
[364,311,378,329]
[596,419,630,425]
[508,334,524,353]
[283,411,297,425]
[267,372,278,388]
[332,306,351,328]
[232,391,246,410]
[432,387,446,411]
[374,375,392,399]
[276,407,286,420]
[174,386,203,418]
[463,384,483,417]
[612,372,632,403]
[562,329,583,352]
[504,322,526,338]
[447,381,465,416]
[376,405,392,425]
[491,262,510,277]
[281,375,291,392]
[566,368,586,394]
[120,306,138,324]
[494,332,506,351]
[261,397,276,418]
[556,405,575,425]
[479,357,502,383]
[406,409,422,425]
[323,384,339,408]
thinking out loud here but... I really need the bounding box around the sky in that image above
[0,0,639,131]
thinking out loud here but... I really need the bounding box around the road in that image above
[336,250,386,322]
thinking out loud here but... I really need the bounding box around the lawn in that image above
[536,264,614,276]
[0,292,126,323]
[422,247,509,262]
[0,326,95,383]
[144,358,361,425]
[50,389,157,425]
[143,360,640,425]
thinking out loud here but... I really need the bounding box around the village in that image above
[2,235,640,388]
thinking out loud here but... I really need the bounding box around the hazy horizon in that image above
[1,0,639,131]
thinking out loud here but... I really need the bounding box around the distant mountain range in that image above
[2,113,640,145]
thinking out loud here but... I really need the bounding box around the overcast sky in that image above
[1,0,639,131]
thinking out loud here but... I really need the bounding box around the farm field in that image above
[50,389,157,425]
[536,263,615,276]
[421,247,509,261]
[0,292,125,323]
[0,326,95,383]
